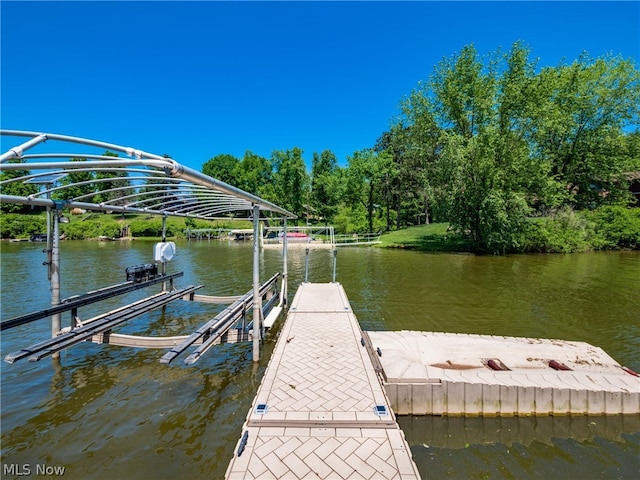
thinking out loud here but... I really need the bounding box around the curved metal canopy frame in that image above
[0,130,296,220]
[1,129,293,364]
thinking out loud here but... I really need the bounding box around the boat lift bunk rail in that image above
[4,272,281,365]
[0,272,184,331]
[161,272,280,365]
[4,284,203,364]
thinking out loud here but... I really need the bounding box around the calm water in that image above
[1,240,639,479]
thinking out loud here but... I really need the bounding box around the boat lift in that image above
[0,130,297,364]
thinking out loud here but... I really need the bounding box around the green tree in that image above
[344,149,391,233]
[533,54,640,208]
[53,157,96,201]
[0,159,39,213]
[394,42,640,252]
[94,151,130,205]
[271,147,309,221]
[310,150,341,224]
[397,43,538,252]
[202,154,241,185]
[236,151,275,200]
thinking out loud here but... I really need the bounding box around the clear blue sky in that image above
[2,1,638,170]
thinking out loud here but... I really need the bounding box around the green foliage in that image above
[0,213,46,238]
[586,205,640,249]
[525,206,640,253]
[61,217,122,240]
[525,209,598,253]
[272,147,310,220]
[333,203,386,234]
[344,149,393,233]
[129,218,177,238]
[332,205,361,234]
[184,217,197,229]
[202,154,241,185]
[0,159,40,214]
[392,42,640,253]
[236,151,275,199]
[93,151,130,205]
[311,150,341,224]
[53,157,96,201]
[534,55,640,209]
[379,223,470,251]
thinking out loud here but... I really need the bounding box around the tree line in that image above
[2,43,639,253]
[202,43,640,252]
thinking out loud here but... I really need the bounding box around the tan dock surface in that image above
[368,330,640,416]
[226,283,420,480]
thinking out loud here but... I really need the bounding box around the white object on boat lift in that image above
[154,241,176,262]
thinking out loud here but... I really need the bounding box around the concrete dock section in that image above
[367,331,640,416]
[226,283,420,480]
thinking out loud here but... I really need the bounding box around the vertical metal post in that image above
[45,206,52,280]
[252,205,261,363]
[332,248,338,283]
[282,218,288,305]
[51,206,61,358]
[304,247,310,283]
[161,215,167,291]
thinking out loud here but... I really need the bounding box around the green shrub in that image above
[525,206,640,252]
[0,213,46,239]
[586,206,640,249]
[525,208,596,253]
[61,218,122,240]
[129,218,177,238]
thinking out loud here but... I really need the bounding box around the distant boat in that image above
[29,233,47,242]
[283,232,311,243]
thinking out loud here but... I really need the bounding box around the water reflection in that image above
[1,241,638,480]
[398,415,640,449]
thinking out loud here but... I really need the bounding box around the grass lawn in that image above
[378,223,471,252]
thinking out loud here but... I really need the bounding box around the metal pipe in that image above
[1,129,297,218]
[332,249,338,283]
[45,206,52,280]
[51,207,61,358]
[282,218,288,305]
[0,133,47,163]
[161,215,168,291]
[252,205,261,362]
[304,247,310,283]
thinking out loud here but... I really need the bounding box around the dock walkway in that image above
[226,282,420,480]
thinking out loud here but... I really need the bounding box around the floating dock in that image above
[226,283,420,480]
[367,331,640,416]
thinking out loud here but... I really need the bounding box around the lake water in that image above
[1,240,638,479]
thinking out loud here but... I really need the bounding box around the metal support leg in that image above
[252,205,261,363]
[304,247,310,283]
[161,215,168,291]
[282,218,288,305]
[51,206,62,358]
[332,249,338,283]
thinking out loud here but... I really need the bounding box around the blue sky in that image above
[2,1,638,170]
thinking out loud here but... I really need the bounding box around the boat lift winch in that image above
[0,130,297,365]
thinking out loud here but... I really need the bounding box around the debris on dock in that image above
[366,331,640,416]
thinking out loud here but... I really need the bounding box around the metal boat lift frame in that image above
[1,130,296,363]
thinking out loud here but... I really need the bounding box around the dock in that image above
[226,283,421,480]
[368,331,640,416]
